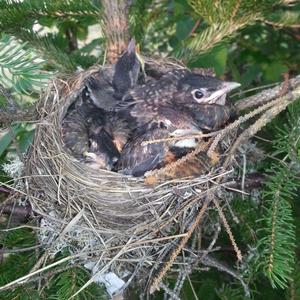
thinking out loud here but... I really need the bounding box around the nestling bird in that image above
[83,111,130,170]
[112,38,142,100]
[63,39,141,170]
[85,69,116,112]
[117,69,240,176]
[123,69,240,126]
[84,39,142,111]
[61,103,90,158]
[82,39,142,169]
[85,38,142,110]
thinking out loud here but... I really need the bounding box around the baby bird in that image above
[112,38,142,100]
[117,69,240,176]
[83,110,130,171]
[63,39,141,170]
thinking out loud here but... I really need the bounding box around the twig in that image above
[279,72,290,96]
[222,87,300,170]
[0,245,42,254]
[186,272,199,300]
[160,282,181,300]
[188,19,201,37]
[0,202,31,218]
[0,187,10,193]
[235,74,300,112]
[0,225,41,232]
[173,270,187,296]
[0,253,84,292]
[208,85,300,158]
[211,197,242,261]
[142,131,218,146]
[262,19,300,29]
[149,197,211,294]
[201,255,250,297]
[0,84,37,123]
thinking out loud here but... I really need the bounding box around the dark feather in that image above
[187,104,234,131]
[85,75,117,111]
[117,125,170,176]
[61,108,90,157]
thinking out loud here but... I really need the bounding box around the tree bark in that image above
[101,0,130,64]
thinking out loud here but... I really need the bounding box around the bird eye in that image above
[192,89,204,101]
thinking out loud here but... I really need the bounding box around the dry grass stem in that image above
[149,198,210,294]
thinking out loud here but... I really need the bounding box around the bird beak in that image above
[222,81,241,93]
[127,38,136,54]
[205,81,241,105]
[126,38,144,69]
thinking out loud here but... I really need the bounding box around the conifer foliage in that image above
[0,0,300,299]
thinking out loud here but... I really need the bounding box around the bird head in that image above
[175,72,240,106]
[83,149,119,171]
[112,38,143,99]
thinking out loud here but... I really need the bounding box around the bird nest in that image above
[22,57,271,297]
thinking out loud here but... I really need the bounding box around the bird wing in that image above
[187,104,235,131]
[104,112,130,152]
[117,126,170,177]
[62,108,89,157]
[115,73,178,126]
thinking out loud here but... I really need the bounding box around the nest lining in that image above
[23,57,245,293]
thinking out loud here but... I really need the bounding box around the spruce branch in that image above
[12,30,76,71]
[183,17,256,59]
[255,104,300,289]
[257,164,299,289]
[182,0,289,60]
[129,0,153,42]
[0,35,50,94]
[0,0,100,31]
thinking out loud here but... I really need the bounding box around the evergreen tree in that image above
[0,0,300,299]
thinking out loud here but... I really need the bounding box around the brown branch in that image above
[262,19,300,29]
[65,28,78,52]
[187,18,201,38]
[235,74,300,113]
[0,201,32,218]
[0,84,37,124]
[101,0,131,63]
[223,86,300,170]
[211,197,242,261]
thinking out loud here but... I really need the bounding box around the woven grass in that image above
[21,56,295,297]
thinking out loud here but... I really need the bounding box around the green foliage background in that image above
[0,0,300,299]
